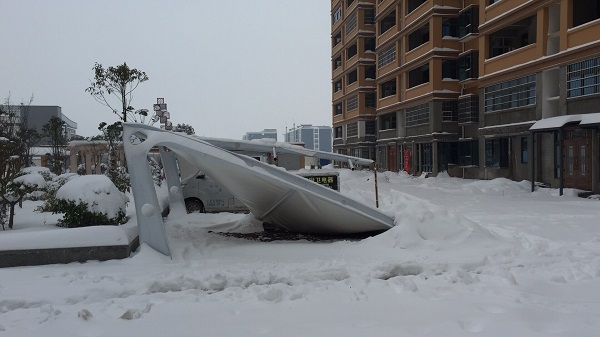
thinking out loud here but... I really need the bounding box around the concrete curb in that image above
[0,235,139,268]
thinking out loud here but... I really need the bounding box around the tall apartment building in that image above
[331,0,600,193]
[331,0,378,160]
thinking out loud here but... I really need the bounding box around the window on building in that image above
[346,13,357,34]
[380,79,397,98]
[408,23,430,51]
[334,126,343,138]
[458,51,478,81]
[332,6,342,24]
[380,10,396,35]
[333,31,342,47]
[567,56,600,98]
[442,59,458,79]
[442,17,458,37]
[364,37,376,52]
[365,92,376,108]
[347,0,355,7]
[489,16,536,58]
[347,122,358,137]
[347,69,358,84]
[347,43,357,59]
[406,103,429,127]
[407,0,427,14]
[334,79,343,92]
[573,1,600,27]
[334,102,343,116]
[347,95,358,111]
[408,63,430,88]
[378,44,396,68]
[364,9,375,25]
[365,120,376,134]
[365,65,376,80]
[442,101,458,122]
[333,55,342,70]
[438,142,458,171]
[421,143,433,172]
[459,6,479,38]
[458,95,479,124]
[488,0,500,5]
[521,137,528,164]
[458,140,479,166]
[484,74,536,112]
[485,138,509,167]
[380,112,397,130]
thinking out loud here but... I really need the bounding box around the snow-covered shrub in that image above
[77,163,86,175]
[106,165,130,193]
[53,175,128,228]
[37,173,79,212]
[11,172,48,201]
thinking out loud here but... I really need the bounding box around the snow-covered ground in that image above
[1,170,600,336]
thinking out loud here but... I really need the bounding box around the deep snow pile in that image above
[1,170,600,337]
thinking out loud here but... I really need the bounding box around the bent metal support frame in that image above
[123,123,395,256]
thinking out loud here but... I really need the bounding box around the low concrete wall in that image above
[0,236,139,268]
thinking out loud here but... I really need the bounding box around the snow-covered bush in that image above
[37,173,79,212]
[53,175,128,228]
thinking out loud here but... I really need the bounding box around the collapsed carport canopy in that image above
[123,124,394,256]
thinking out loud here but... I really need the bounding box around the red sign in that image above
[403,150,410,173]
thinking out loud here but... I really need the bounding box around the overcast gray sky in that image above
[1,0,332,140]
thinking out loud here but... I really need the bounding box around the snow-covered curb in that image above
[0,221,138,251]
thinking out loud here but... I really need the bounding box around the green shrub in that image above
[53,199,127,228]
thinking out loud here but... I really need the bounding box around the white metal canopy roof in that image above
[194,135,374,167]
[123,124,394,256]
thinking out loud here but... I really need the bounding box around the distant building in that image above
[7,105,77,144]
[285,124,332,152]
[243,129,277,141]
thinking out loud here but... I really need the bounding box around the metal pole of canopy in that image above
[531,132,535,192]
[559,129,564,196]
[373,163,379,208]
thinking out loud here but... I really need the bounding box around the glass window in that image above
[485,138,509,167]
[406,103,429,127]
[347,69,358,84]
[484,75,536,112]
[378,44,396,68]
[408,23,430,51]
[521,137,528,164]
[347,122,358,137]
[380,113,397,130]
[572,1,600,27]
[442,18,458,37]
[408,63,430,88]
[458,140,479,166]
[442,101,458,122]
[332,6,342,24]
[346,13,357,34]
[380,10,396,35]
[380,79,397,98]
[488,16,536,58]
[567,56,600,98]
[347,95,358,111]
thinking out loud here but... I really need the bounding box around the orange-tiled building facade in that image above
[332,0,600,193]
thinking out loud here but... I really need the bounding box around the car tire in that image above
[185,198,205,213]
